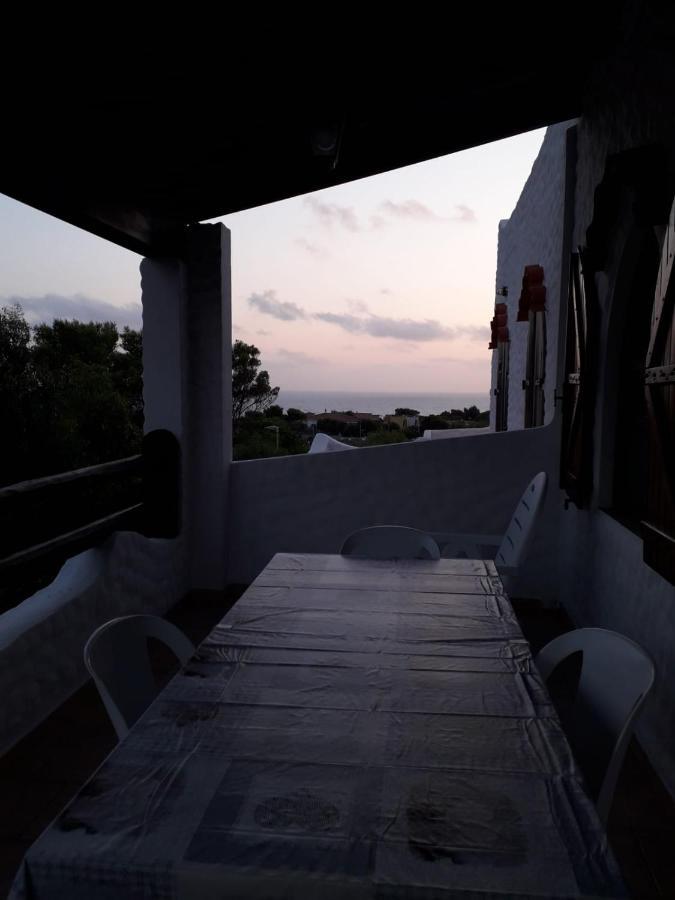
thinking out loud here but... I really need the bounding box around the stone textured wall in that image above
[491,122,575,430]
[557,54,675,796]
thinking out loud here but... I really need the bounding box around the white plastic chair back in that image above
[84,614,195,740]
[341,525,441,560]
[535,627,654,824]
[495,472,547,568]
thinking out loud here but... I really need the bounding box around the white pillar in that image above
[141,223,232,593]
[141,257,187,438]
[184,224,232,591]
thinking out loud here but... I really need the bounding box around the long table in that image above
[10,554,625,898]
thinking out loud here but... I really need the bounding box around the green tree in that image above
[286,407,306,422]
[366,429,408,446]
[421,415,449,430]
[0,306,144,485]
[395,407,420,416]
[31,318,143,471]
[232,341,279,427]
[0,304,36,485]
[113,327,144,430]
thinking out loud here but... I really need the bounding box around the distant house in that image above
[384,415,406,431]
[300,412,382,432]
[352,412,382,425]
[318,413,358,426]
[305,412,383,437]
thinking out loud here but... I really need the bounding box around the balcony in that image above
[1,12,675,896]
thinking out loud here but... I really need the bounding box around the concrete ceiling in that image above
[1,5,670,255]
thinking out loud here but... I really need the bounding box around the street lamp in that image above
[265,425,279,452]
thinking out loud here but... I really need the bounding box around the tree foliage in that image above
[366,429,408,446]
[0,304,143,486]
[232,341,279,427]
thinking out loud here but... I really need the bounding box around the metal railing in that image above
[0,430,180,608]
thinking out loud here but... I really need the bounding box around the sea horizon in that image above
[276,390,490,417]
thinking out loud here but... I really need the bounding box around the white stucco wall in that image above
[141,224,232,593]
[229,423,563,604]
[490,121,576,431]
[0,532,183,756]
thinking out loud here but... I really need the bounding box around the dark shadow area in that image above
[1,591,673,898]
[512,597,675,898]
[0,586,243,897]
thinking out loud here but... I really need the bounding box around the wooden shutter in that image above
[642,197,675,583]
[521,265,547,428]
[495,341,510,432]
[560,248,597,507]
[523,310,547,427]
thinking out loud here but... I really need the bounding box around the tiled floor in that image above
[0,591,672,898]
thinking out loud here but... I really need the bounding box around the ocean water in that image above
[276,390,490,417]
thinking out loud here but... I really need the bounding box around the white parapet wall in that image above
[229,421,563,604]
[0,531,184,757]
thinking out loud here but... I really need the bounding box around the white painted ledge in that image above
[0,531,185,757]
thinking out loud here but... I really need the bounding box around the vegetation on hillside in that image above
[0,304,143,487]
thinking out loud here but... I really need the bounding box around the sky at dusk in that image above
[0,127,546,392]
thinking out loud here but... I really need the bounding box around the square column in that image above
[141,223,232,592]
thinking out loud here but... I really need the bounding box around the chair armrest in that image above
[431,532,503,560]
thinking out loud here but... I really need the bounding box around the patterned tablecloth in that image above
[10,554,626,899]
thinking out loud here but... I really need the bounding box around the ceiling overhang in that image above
[1,7,668,255]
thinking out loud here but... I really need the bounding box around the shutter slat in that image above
[560,249,597,507]
[642,196,675,584]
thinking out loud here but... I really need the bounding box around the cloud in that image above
[347,299,369,314]
[457,324,490,341]
[378,199,445,222]
[314,312,490,343]
[248,290,307,321]
[295,238,329,258]
[274,348,322,364]
[314,312,452,341]
[304,197,360,232]
[424,355,488,365]
[385,342,419,354]
[452,204,477,223]
[3,294,142,329]
[375,200,477,225]
[256,329,271,336]
[242,289,488,344]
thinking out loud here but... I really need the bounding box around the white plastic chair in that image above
[341,525,441,560]
[84,614,195,740]
[535,627,655,825]
[432,472,548,584]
